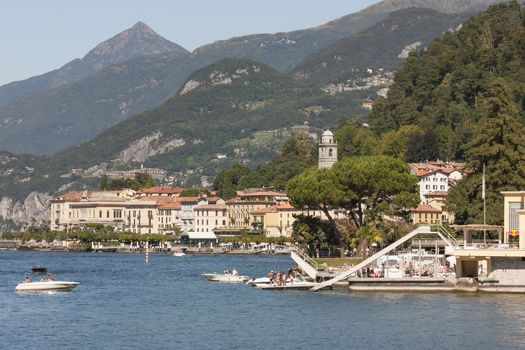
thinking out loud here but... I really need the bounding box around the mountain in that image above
[368,1,525,158]
[0,1,515,156]
[0,51,191,154]
[0,58,369,201]
[0,22,188,108]
[357,0,515,14]
[291,8,467,84]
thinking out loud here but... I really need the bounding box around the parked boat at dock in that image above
[202,270,250,283]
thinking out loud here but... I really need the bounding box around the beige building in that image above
[251,202,346,238]
[51,189,184,234]
[411,204,443,225]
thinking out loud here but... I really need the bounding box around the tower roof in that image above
[322,129,334,137]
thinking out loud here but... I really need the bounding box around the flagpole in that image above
[483,163,486,246]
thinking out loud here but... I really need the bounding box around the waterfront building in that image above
[178,196,223,233]
[447,191,525,287]
[318,130,337,169]
[50,187,209,235]
[50,190,135,231]
[194,204,228,233]
[220,190,286,233]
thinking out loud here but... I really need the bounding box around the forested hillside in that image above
[368,2,525,224]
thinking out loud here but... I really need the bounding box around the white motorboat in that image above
[247,272,323,290]
[202,272,250,283]
[255,280,321,290]
[16,280,79,292]
[173,252,186,257]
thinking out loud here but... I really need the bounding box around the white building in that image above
[318,130,337,169]
[417,170,449,202]
[194,204,228,234]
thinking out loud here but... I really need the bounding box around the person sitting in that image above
[232,268,238,276]
[23,276,31,283]
[47,273,55,281]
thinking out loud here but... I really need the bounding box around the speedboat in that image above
[202,272,250,283]
[16,280,79,292]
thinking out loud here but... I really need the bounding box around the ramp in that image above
[310,225,433,292]
[290,249,319,280]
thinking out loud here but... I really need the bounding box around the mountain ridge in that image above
[0,22,188,108]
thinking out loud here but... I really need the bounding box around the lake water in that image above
[1,251,524,350]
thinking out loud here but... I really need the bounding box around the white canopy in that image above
[186,232,217,240]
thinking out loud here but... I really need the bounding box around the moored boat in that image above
[202,271,250,283]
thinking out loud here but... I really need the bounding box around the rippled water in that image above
[1,251,524,350]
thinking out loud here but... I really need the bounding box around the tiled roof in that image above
[412,204,441,213]
[425,191,448,197]
[194,205,228,210]
[275,202,296,210]
[137,186,184,194]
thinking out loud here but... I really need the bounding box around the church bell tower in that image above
[318,130,337,169]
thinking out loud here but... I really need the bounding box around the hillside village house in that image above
[409,161,465,225]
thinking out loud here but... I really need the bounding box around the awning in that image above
[185,232,217,240]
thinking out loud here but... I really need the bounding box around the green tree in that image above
[335,119,378,159]
[213,164,250,198]
[447,78,525,224]
[287,156,419,257]
[291,215,336,254]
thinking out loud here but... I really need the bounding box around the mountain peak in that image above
[131,21,152,31]
[84,22,188,65]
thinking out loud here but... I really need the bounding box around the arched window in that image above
[329,148,333,157]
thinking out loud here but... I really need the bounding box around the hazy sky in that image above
[1,0,379,85]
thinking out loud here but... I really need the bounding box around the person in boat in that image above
[23,276,31,283]
[47,273,55,281]
[232,268,238,276]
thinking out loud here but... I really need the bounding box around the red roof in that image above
[412,204,441,213]
[137,186,184,195]
[275,202,296,210]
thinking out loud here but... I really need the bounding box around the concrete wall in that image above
[490,257,525,285]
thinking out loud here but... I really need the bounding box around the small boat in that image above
[173,252,186,257]
[16,280,79,292]
[31,265,47,274]
[202,270,250,283]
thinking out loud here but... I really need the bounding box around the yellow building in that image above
[411,204,442,225]
[251,203,346,238]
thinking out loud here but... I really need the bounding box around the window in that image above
[329,148,333,157]
[509,202,522,231]
[99,211,102,218]
[440,185,445,190]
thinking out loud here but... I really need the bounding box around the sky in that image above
[1,0,379,86]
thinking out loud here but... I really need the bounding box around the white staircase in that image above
[310,225,434,292]
[290,249,319,280]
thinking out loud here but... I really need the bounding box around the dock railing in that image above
[292,248,320,269]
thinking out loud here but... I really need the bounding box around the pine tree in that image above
[448,78,525,224]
